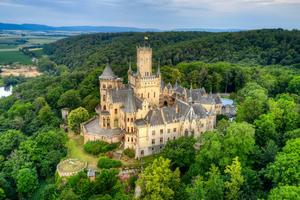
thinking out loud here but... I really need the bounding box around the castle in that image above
[82,45,222,158]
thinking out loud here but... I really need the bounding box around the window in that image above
[160,137,163,143]
[173,136,176,140]
[185,129,189,136]
[167,129,170,134]
[102,84,106,89]
[160,129,163,134]
[152,139,155,145]
[148,93,150,98]
[127,118,130,122]
[152,130,155,136]
[128,137,129,142]
[131,118,133,122]
[103,119,106,127]
[103,95,106,102]
[103,105,106,111]
[114,119,118,127]
[131,127,134,133]
[141,150,144,156]
[114,109,118,114]
[131,137,133,142]
[173,128,177,133]
[154,92,155,97]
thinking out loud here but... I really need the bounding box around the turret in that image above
[188,84,193,104]
[99,63,123,111]
[136,46,152,77]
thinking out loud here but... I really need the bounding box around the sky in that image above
[0,0,299,29]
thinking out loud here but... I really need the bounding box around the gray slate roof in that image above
[124,89,136,113]
[145,109,164,126]
[138,99,208,126]
[108,87,142,111]
[99,64,117,79]
[83,117,123,137]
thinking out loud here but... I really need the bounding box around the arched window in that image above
[164,101,168,106]
[185,129,189,136]
[103,105,106,111]
[114,119,118,127]
[191,130,195,136]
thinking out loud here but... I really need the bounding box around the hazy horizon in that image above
[0,0,299,30]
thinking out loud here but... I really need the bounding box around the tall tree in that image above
[67,107,89,133]
[162,136,196,172]
[224,157,244,200]
[57,89,81,109]
[222,122,256,167]
[254,113,278,147]
[138,157,180,200]
[266,138,300,186]
[204,165,224,200]
[268,185,300,200]
[16,168,38,197]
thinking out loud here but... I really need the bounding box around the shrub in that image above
[123,148,135,158]
[83,141,118,155]
[97,157,122,169]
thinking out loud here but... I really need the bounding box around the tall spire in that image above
[174,79,178,89]
[188,83,193,104]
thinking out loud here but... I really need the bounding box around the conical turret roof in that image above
[99,64,117,79]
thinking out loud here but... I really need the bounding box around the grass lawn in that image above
[141,153,162,167]
[0,50,32,65]
[66,133,99,169]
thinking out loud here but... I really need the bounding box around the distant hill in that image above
[0,23,245,33]
[43,29,300,77]
[0,23,160,32]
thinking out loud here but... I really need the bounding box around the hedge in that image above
[83,141,118,155]
[97,157,122,169]
[123,148,135,158]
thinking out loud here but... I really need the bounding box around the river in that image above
[0,86,12,98]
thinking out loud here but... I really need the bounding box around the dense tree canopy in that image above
[0,29,299,199]
[138,157,180,200]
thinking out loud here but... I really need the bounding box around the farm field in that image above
[0,32,65,65]
[0,50,32,64]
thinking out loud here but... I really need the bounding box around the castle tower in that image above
[128,45,161,107]
[99,64,123,129]
[137,46,152,77]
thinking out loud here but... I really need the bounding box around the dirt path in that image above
[0,66,41,77]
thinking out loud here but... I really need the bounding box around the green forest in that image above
[0,29,300,200]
